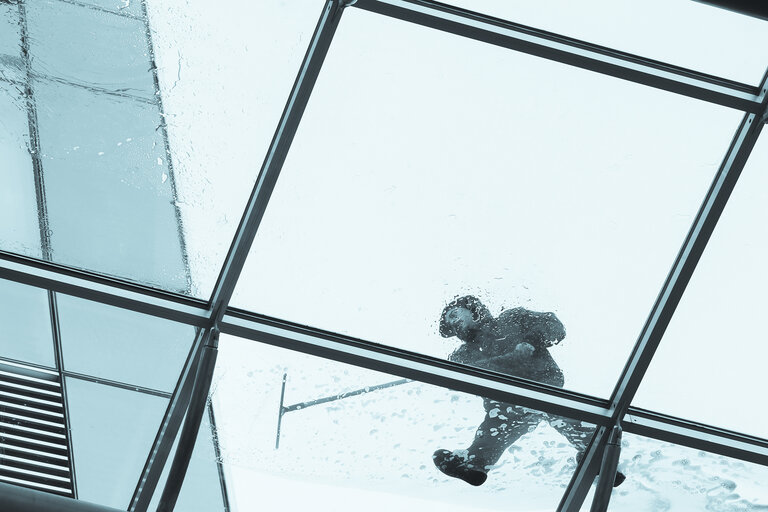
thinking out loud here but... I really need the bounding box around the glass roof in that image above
[231,6,742,399]
[443,0,768,85]
[1,0,767,510]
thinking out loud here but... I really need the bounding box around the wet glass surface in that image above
[213,334,596,511]
[27,0,154,99]
[144,0,326,298]
[231,8,742,399]
[634,133,768,440]
[0,1,23,82]
[34,79,188,292]
[606,432,768,511]
[0,81,40,257]
[76,0,144,18]
[443,0,768,85]
[0,278,55,368]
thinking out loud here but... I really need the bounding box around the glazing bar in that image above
[353,0,763,112]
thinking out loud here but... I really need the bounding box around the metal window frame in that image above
[1,0,768,510]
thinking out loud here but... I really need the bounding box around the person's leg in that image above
[433,401,539,485]
[466,401,540,470]
[547,415,592,454]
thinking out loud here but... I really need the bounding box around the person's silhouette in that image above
[433,295,624,487]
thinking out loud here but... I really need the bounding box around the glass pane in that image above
[214,334,597,510]
[65,378,168,509]
[444,0,768,85]
[26,0,154,99]
[56,294,194,392]
[33,79,188,292]
[148,407,227,511]
[0,81,40,257]
[606,432,768,511]
[633,133,768,440]
[0,1,23,83]
[144,0,326,297]
[231,8,742,398]
[0,278,54,368]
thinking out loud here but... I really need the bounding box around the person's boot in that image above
[432,449,487,486]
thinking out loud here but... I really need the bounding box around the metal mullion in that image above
[608,71,768,419]
[149,3,350,507]
[46,293,76,498]
[352,0,762,112]
[206,402,231,512]
[0,251,210,328]
[207,0,347,321]
[62,372,171,400]
[128,328,206,512]
[221,311,613,425]
[624,408,768,467]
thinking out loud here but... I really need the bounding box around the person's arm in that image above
[499,307,566,348]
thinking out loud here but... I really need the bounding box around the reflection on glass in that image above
[0,278,54,368]
[27,0,154,98]
[606,432,768,511]
[34,79,188,292]
[144,0,326,297]
[232,8,742,398]
[634,134,768,440]
[0,82,40,257]
[214,335,595,510]
[148,407,227,511]
[56,294,194,392]
[444,0,768,85]
[65,378,168,509]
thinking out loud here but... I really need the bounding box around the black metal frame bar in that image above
[353,0,763,111]
[3,0,768,510]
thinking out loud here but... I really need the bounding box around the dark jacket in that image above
[448,307,565,387]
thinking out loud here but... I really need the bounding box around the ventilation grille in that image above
[0,360,73,497]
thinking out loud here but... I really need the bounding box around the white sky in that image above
[145,0,768,510]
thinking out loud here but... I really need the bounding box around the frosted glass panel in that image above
[607,433,768,511]
[445,0,768,85]
[232,8,742,399]
[0,278,54,368]
[634,133,768,440]
[66,378,167,509]
[0,82,41,257]
[27,0,153,98]
[57,294,194,392]
[214,335,596,511]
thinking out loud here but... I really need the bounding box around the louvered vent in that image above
[0,360,73,497]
